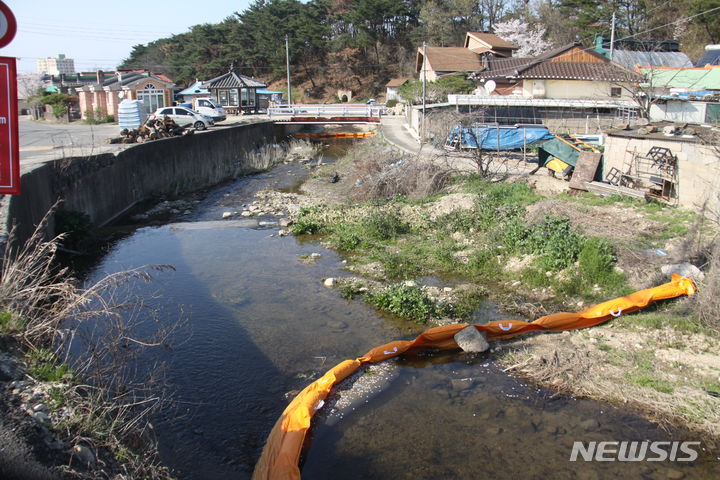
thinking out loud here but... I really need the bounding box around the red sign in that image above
[0,2,16,48]
[0,56,19,195]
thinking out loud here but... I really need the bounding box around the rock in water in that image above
[454,326,490,353]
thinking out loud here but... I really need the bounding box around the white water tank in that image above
[118,99,146,131]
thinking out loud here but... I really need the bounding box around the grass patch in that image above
[613,311,712,336]
[627,373,674,394]
[26,348,72,382]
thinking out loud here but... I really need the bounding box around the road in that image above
[18,116,123,171]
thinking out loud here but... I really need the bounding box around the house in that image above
[638,65,720,94]
[637,65,720,123]
[41,70,116,95]
[177,81,211,103]
[75,70,175,119]
[202,66,267,114]
[464,32,519,57]
[256,88,284,109]
[472,43,640,100]
[416,32,517,81]
[594,37,693,70]
[385,78,411,102]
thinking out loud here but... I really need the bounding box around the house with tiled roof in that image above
[75,70,175,120]
[202,66,267,114]
[416,32,518,82]
[472,43,640,101]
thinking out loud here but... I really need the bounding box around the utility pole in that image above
[609,11,616,61]
[422,41,427,143]
[285,34,292,105]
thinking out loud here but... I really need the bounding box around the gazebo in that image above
[202,65,267,114]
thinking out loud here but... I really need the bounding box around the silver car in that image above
[151,106,214,130]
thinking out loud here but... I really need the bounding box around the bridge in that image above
[268,104,386,124]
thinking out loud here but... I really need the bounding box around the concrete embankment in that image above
[3,121,297,245]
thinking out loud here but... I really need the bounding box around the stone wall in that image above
[3,122,297,246]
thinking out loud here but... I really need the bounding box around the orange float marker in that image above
[252,274,696,480]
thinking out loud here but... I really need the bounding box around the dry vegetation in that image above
[0,212,178,478]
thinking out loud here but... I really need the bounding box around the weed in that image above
[439,291,485,319]
[367,284,437,322]
[338,283,365,300]
[26,348,72,382]
[0,310,24,335]
[361,211,411,241]
[527,216,584,271]
[462,249,502,281]
[380,252,422,280]
[291,207,325,235]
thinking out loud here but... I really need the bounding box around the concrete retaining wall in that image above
[4,121,296,246]
[603,133,720,213]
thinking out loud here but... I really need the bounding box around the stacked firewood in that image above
[106,116,194,144]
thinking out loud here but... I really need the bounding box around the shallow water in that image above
[84,140,719,479]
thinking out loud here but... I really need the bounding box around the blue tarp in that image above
[448,125,555,150]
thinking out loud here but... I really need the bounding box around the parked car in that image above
[180,97,226,122]
[150,106,214,130]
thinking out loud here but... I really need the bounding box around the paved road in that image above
[18,116,123,171]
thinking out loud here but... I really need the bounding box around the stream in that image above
[83,138,718,479]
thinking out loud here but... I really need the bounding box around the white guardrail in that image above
[268,104,386,118]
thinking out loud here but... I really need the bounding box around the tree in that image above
[493,19,553,56]
[689,0,720,43]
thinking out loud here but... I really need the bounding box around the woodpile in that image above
[105,116,195,144]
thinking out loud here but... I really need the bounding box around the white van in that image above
[182,98,226,122]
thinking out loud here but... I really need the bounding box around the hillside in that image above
[118,0,719,99]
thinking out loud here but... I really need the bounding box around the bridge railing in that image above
[268,104,386,118]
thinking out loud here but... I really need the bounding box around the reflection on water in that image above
[85,140,718,479]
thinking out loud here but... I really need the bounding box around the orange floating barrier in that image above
[291,131,376,139]
[252,274,696,480]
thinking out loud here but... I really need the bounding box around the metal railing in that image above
[268,104,386,118]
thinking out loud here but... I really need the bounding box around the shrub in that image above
[381,252,422,280]
[527,216,584,271]
[361,211,410,241]
[386,99,398,108]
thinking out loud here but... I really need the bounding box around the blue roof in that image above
[178,81,210,96]
[257,88,283,94]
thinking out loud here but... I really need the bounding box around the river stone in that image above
[450,378,474,391]
[222,212,233,219]
[454,326,489,353]
[324,278,337,287]
[32,411,49,422]
[660,262,705,282]
[73,444,95,465]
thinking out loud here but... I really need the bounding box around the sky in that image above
[0,0,253,73]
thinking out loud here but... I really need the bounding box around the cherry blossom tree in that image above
[493,19,553,57]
